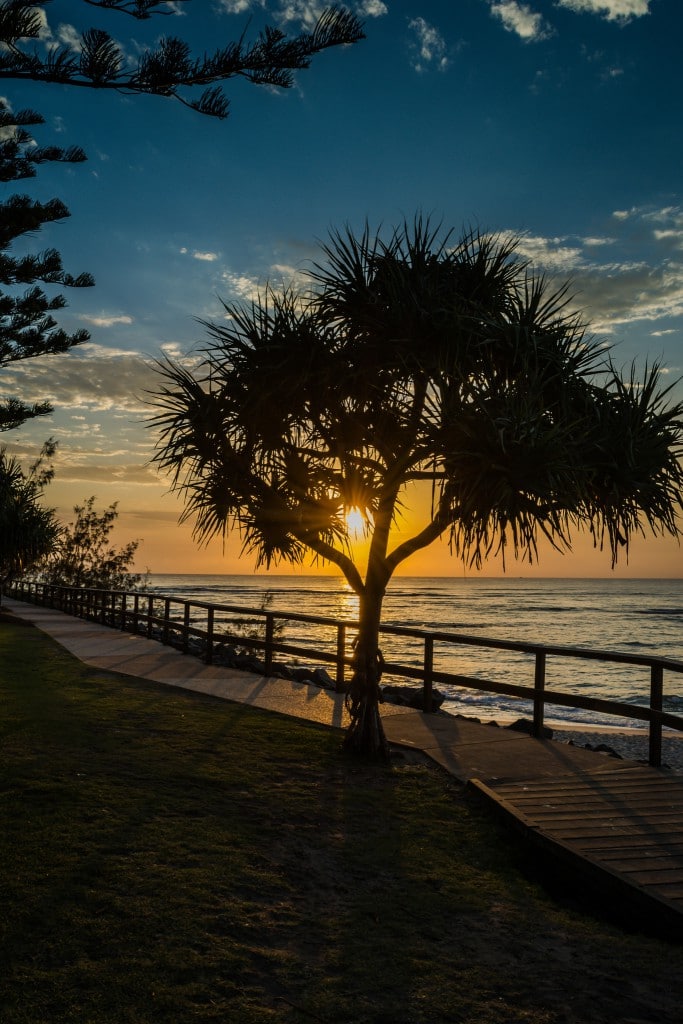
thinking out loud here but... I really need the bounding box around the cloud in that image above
[79,314,134,328]
[217,0,266,13]
[556,0,651,23]
[408,17,450,73]
[489,2,554,42]
[221,270,263,302]
[273,2,327,29]
[567,261,683,333]
[179,248,220,262]
[582,236,616,247]
[53,461,160,486]
[55,23,82,51]
[214,1,387,32]
[509,210,683,334]
[358,0,388,15]
[612,208,636,220]
[509,234,586,271]
[614,204,683,249]
[0,345,156,414]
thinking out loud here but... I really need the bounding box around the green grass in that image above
[2,617,683,1023]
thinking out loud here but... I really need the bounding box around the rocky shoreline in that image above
[549,725,683,775]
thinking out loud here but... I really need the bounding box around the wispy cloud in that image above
[358,0,388,15]
[179,248,220,262]
[216,0,387,21]
[614,205,683,249]
[273,2,331,29]
[0,346,155,414]
[55,23,82,51]
[509,209,683,334]
[408,17,450,73]
[489,2,554,42]
[216,0,267,13]
[79,314,134,328]
[221,269,263,302]
[556,0,651,24]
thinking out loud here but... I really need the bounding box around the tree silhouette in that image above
[0,1,364,431]
[150,219,683,757]
[0,439,58,597]
[32,495,144,590]
[0,3,364,121]
[0,98,94,431]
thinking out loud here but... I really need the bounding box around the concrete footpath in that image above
[1,595,640,785]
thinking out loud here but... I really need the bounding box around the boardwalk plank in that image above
[470,771,683,936]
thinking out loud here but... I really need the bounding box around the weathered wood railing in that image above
[6,580,683,767]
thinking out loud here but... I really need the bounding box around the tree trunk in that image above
[342,584,390,759]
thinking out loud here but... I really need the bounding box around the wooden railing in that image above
[7,580,683,768]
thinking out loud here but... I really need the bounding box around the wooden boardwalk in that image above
[471,766,683,938]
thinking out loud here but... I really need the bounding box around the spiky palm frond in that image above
[150,218,683,578]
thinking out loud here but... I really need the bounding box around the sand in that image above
[547,722,683,774]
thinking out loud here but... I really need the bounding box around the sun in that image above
[345,507,366,539]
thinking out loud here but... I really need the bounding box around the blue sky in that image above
[3,0,683,576]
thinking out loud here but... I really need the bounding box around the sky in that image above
[2,0,682,578]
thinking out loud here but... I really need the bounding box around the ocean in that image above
[146,574,683,730]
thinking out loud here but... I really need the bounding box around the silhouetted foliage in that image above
[0,3,364,120]
[0,1,364,431]
[33,496,143,591]
[0,98,93,431]
[0,439,59,595]
[150,219,683,757]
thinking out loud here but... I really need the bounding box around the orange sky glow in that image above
[100,484,682,581]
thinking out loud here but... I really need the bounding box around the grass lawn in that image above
[2,616,683,1024]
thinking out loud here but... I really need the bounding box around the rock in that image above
[381,684,445,712]
[216,643,239,661]
[586,742,622,759]
[291,667,315,684]
[507,717,553,739]
[311,667,335,689]
[234,654,266,674]
[272,662,293,679]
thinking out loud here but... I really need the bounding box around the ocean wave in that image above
[636,608,683,617]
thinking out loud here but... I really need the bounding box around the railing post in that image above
[533,650,546,737]
[336,623,346,692]
[423,636,434,713]
[162,597,171,645]
[120,593,127,631]
[649,663,663,768]
[264,613,274,676]
[133,593,140,634]
[205,607,214,665]
[147,595,154,638]
[182,602,190,654]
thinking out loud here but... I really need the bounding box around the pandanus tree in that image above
[0,440,58,600]
[150,220,683,757]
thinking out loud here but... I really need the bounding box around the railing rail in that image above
[6,579,683,768]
